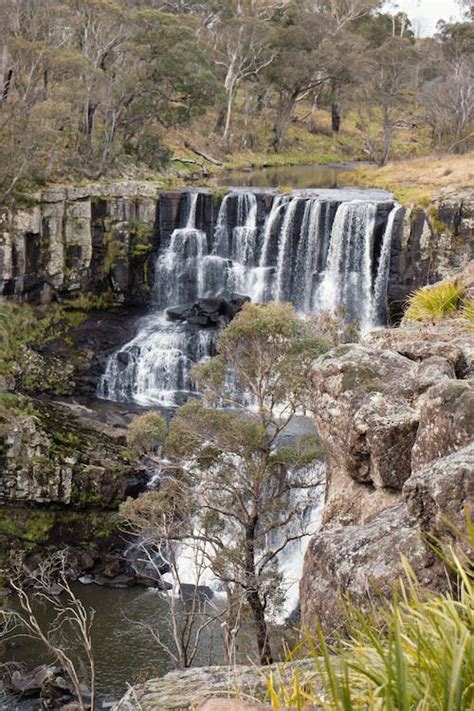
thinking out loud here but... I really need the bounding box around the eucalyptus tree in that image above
[205,1,278,143]
[419,15,474,152]
[353,36,420,165]
[121,302,329,665]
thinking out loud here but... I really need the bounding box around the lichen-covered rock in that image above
[113,660,320,711]
[404,443,474,534]
[310,344,420,525]
[301,322,473,632]
[301,504,438,632]
[364,319,474,378]
[411,379,474,470]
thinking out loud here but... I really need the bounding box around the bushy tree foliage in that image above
[127,410,167,455]
[122,302,328,665]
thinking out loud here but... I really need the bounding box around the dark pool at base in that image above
[4,583,224,705]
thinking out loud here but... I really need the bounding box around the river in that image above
[218,162,359,189]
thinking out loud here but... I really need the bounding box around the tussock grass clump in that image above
[404,281,464,322]
[266,522,474,710]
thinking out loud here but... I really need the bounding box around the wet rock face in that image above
[301,321,474,632]
[166,294,250,328]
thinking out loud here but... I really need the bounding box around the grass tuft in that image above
[404,281,464,322]
[461,298,474,324]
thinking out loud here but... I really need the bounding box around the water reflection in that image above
[219,162,357,189]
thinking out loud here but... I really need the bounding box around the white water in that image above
[99,188,401,404]
[154,459,326,622]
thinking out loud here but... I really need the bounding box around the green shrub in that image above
[127,411,167,455]
[404,281,464,322]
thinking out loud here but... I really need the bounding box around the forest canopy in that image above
[0,0,473,200]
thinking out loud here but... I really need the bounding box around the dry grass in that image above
[343,152,474,205]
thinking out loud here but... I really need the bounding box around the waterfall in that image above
[98,315,217,406]
[293,199,322,313]
[98,192,217,406]
[155,193,208,308]
[259,195,287,267]
[275,197,301,302]
[317,200,378,332]
[371,204,404,326]
[99,188,399,406]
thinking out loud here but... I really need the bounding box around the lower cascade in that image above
[141,460,326,621]
[98,188,401,407]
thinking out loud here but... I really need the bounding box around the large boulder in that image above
[404,443,474,535]
[301,504,439,632]
[310,344,420,526]
[411,379,474,470]
[301,322,474,632]
[113,660,319,711]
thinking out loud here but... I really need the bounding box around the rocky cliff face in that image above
[388,188,474,316]
[0,395,149,579]
[300,312,474,632]
[0,182,219,305]
[1,182,473,313]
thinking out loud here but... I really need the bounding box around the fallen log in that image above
[184,141,224,166]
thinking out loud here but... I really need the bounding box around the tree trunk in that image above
[247,588,273,665]
[272,95,295,153]
[214,107,226,133]
[0,46,12,104]
[244,516,273,665]
[223,83,236,143]
[331,102,341,133]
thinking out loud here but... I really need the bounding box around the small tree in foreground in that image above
[122,302,329,665]
[127,410,167,457]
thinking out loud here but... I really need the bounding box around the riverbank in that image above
[341,151,474,205]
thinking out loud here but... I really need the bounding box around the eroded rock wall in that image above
[388,188,474,316]
[0,183,219,305]
[301,318,474,632]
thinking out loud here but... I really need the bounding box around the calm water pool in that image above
[218,162,360,189]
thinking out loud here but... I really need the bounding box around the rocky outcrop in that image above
[301,320,474,632]
[113,660,319,711]
[0,395,150,580]
[388,188,474,316]
[0,397,146,506]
